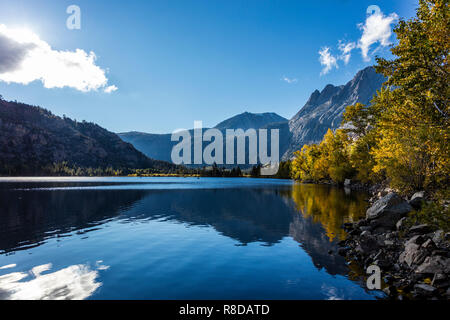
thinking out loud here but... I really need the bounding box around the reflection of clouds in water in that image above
[321,284,344,300]
[0,262,106,300]
[0,264,16,270]
[95,260,110,271]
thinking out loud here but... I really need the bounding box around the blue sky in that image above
[0,0,417,133]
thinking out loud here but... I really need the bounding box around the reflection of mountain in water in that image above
[0,189,148,253]
[127,188,293,245]
[0,182,368,280]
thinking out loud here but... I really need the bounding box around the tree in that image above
[319,129,354,183]
[291,129,353,184]
[373,0,449,192]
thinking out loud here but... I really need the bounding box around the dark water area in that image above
[0,177,384,300]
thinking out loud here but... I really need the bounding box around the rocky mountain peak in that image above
[282,66,386,159]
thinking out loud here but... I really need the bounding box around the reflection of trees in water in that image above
[289,214,349,276]
[288,184,367,242]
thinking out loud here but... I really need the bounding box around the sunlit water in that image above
[0,177,384,300]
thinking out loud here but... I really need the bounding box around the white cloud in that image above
[319,47,338,75]
[338,41,356,65]
[0,24,116,92]
[358,11,398,61]
[104,85,118,93]
[282,76,298,84]
[317,7,398,74]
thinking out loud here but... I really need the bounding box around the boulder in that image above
[366,193,412,229]
[409,191,425,209]
[407,235,428,246]
[378,188,393,198]
[415,255,450,274]
[399,236,430,267]
[408,224,433,236]
[421,239,436,251]
[432,230,444,245]
[414,283,437,296]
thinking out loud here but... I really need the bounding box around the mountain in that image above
[118,131,175,163]
[214,112,287,130]
[283,66,386,159]
[121,67,385,165]
[0,67,384,174]
[119,112,288,165]
[0,99,174,175]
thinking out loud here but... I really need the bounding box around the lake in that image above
[0,177,384,300]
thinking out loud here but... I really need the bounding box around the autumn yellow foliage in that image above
[292,0,449,197]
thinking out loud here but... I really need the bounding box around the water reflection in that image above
[289,184,367,242]
[0,262,104,300]
[0,179,372,299]
[0,189,148,253]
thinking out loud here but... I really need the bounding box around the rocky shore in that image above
[337,186,450,300]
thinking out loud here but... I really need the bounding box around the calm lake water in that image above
[0,177,384,300]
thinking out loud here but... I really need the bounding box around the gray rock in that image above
[415,255,450,274]
[407,235,428,246]
[410,191,425,201]
[385,232,398,240]
[366,193,412,229]
[399,241,429,267]
[360,226,372,232]
[378,188,393,198]
[396,217,408,231]
[421,239,436,250]
[408,224,432,236]
[367,193,412,220]
[344,179,351,186]
[414,283,437,296]
[409,191,425,209]
[432,230,444,245]
[360,230,371,238]
[384,240,395,246]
